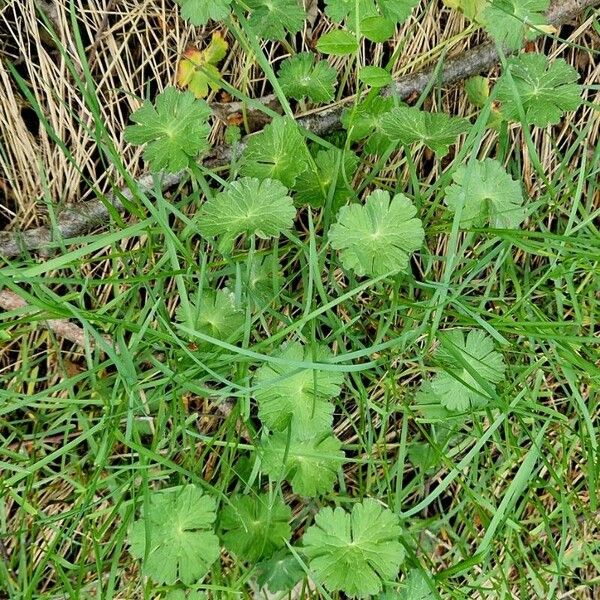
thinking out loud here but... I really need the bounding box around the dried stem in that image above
[0,0,597,260]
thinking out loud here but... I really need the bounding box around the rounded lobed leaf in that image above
[278,53,338,103]
[175,0,232,25]
[494,54,583,127]
[261,431,345,496]
[253,342,344,438]
[328,190,424,277]
[303,499,405,598]
[198,177,296,254]
[129,485,219,585]
[124,87,211,173]
[219,494,292,561]
[444,158,526,229]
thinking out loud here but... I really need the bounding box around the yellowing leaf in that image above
[177,33,228,98]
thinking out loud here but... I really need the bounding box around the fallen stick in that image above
[0,288,101,349]
[0,0,597,260]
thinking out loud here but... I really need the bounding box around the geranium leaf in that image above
[342,95,395,154]
[253,342,344,437]
[303,499,405,598]
[245,0,306,40]
[240,116,310,187]
[292,147,358,208]
[444,158,526,229]
[256,549,305,593]
[261,431,345,496]
[494,54,583,127]
[431,330,506,412]
[328,190,424,277]
[482,0,549,50]
[219,494,292,561]
[175,0,232,25]
[124,87,211,173]
[176,288,245,347]
[278,53,338,103]
[198,177,296,254]
[381,105,470,157]
[129,485,219,585]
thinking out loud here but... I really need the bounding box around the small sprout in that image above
[176,32,228,99]
[129,485,219,585]
[261,431,345,496]
[494,54,583,127]
[303,499,405,598]
[124,87,211,173]
[328,190,424,277]
[219,494,292,561]
[381,105,470,157]
[198,177,296,254]
[444,158,526,229]
[277,52,338,103]
[253,342,344,438]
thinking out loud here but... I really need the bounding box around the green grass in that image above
[1,3,599,599]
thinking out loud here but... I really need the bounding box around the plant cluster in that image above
[120,0,586,597]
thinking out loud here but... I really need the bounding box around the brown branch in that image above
[0,0,597,260]
[0,289,107,350]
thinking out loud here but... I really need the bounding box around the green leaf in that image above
[444,158,526,229]
[228,254,284,308]
[293,147,358,208]
[124,87,211,173]
[240,116,310,187]
[325,0,418,27]
[442,0,486,21]
[494,54,583,127]
[317,30,359,55]
[464,75,490,107]
[431,330,506,412]
[381,105,470,157]
[341,95,395,154]
[482,0,549,50]
[175,0,232,25]
[198,177,296,254]
[303,499,405,598]
[360,15,396,42]
[399,569,435,599]
[359,66,392,88]
[219,494,292,561]
[245,0,306,40]
[261,431,345,496]
[253,342,344,437]
[176,288,245,347]
[129,485,219,585]
[278,53,338,103]
[328,190,424,277]
[256,549,305,593]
